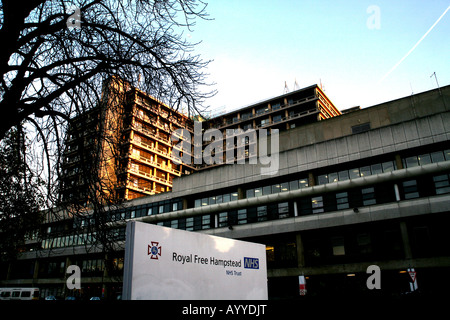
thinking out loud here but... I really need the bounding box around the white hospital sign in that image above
[122,221,268,300]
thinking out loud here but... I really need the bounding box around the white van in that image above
[0,288,40,300]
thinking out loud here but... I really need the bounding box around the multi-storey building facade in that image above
[195,84,340,170]
[2,84,449,300]
[61,78,195,203]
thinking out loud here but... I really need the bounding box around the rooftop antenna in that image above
[293,78,300,91]
[320,79,325,92]
[430,72,447,108]
[283,81,290,94]
[430,72,442,96]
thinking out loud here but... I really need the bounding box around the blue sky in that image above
[188,1,450,114]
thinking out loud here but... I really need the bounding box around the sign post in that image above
[299,275,307,296]
[123,221,268,300]
[407,268,418,292]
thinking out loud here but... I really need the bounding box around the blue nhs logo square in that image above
[244,257,259,269]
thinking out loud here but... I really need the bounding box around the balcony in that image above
[130,123,172,147]
[128,166,173,187]
[130,138,172,160]
[129,153,181,176]
[212,94,318,130]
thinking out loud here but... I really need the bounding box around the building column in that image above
[182,198,189,210]
[32,260,40,287]
[308,172,315,187]
[63,256,72,298]
[237,187,245,200]
[296,233,306,268]
[400,221,413,260]
[102,254,109,300]
[395,154,403,170]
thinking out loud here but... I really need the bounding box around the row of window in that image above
[42,228,125,250]
[402,149,450,168]
[194,192,239,208]
[316,160,397,185]
[198,149,449,207]
[246,178,309,198]
[155,173,450,231]
[40,173,450,250]
[72,198,184,227]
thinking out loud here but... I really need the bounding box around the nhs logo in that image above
[244,257,259,269]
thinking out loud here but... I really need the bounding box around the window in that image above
[445,149,450,161]
[430,151,445,163]
[312,196,324,214]
[403,180,419,199]
[336,192,349,210]
[202,215,211,230]
[289,180,299,190]
[362,187,376,205]
[262,185,271,195]
[331,236,345,256]
[218,212,228,228]
[317,174,328,185]
[186,217,194,231]
[371,163,383,175]
[272,184,281,193]
[299,179,309,188]
[257,206,268,222]
[272,103,281,110]
[338,170,349,181]
[328,172,338,183]
[433,174,450,195]
[360,166,371,177]
[357,233,372,255]
[273,114,282,123]
[237,209,247,224]
[351,122,370,134]
[349,168,360,179]
[418,154,432,165]
[241,111,252,120]
[404,156,419,168]
[382,161,395,172]
[278,202,290,218]
[256,106,269,114]
[266,246,275,263]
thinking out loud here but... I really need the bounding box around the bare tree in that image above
[0,0,215,287]
[0,127,44,262]
[1,0,214,138]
